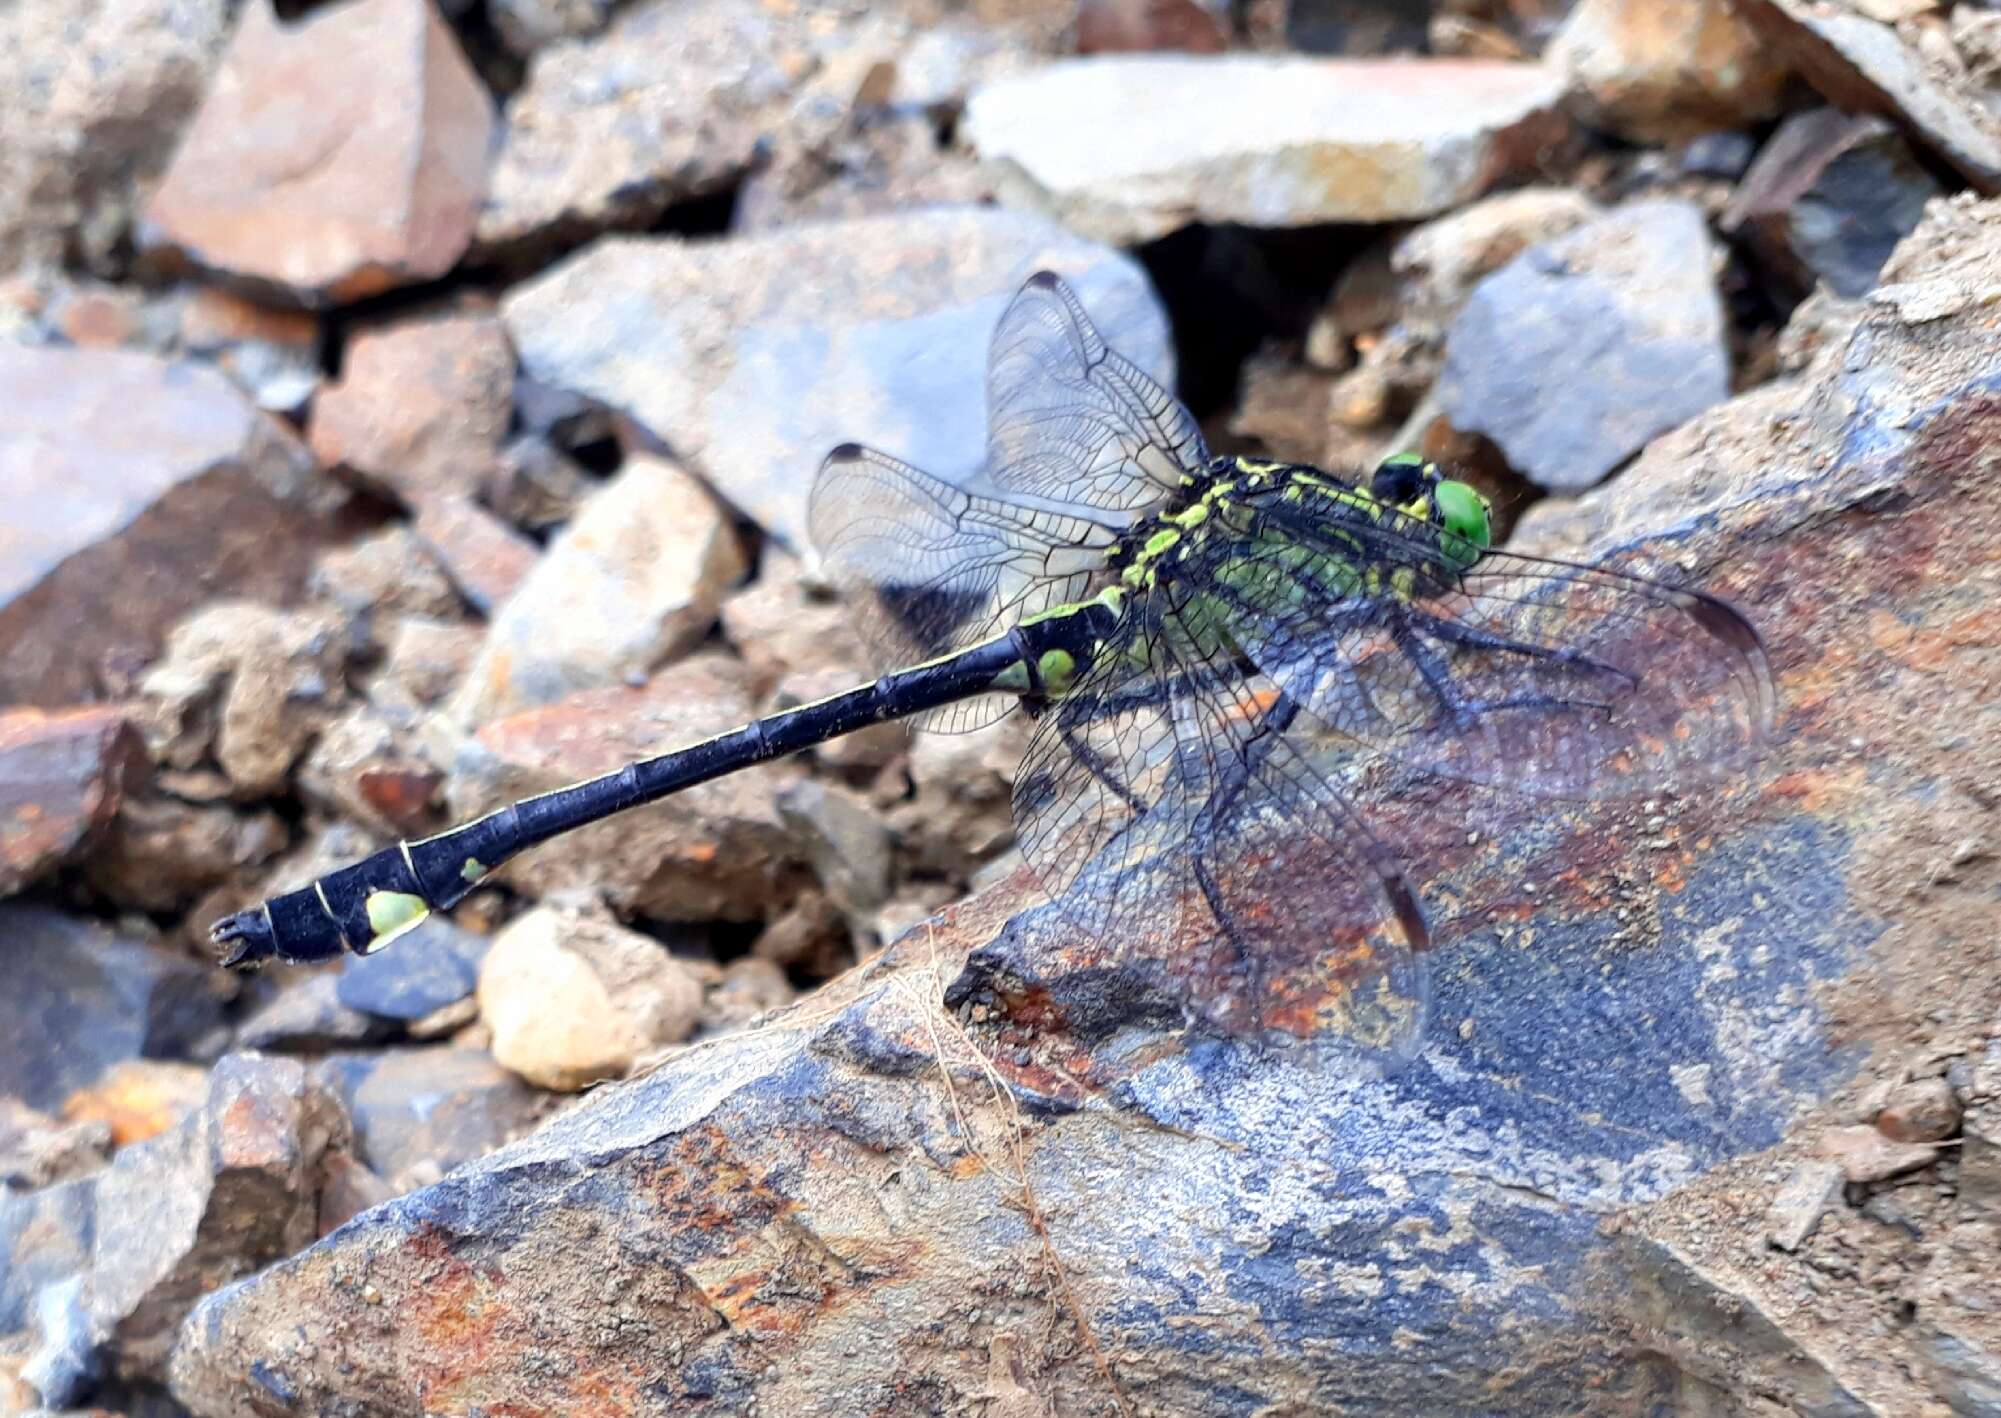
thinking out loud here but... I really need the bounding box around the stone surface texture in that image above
[0,346,329,707]
[962,55,1569,242]
[501,207,1172,549]
[164,196,2001,1418]
[1436,197,1730,491]
[1548,0,1792,143]
[140,0,495,305]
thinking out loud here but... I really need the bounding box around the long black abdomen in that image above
[209,612,1105,967]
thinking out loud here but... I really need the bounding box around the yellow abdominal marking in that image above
[363,890,431,953]
[461,858,488,882]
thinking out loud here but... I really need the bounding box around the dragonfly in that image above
[211,271,1774,1062]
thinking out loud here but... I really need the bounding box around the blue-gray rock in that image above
[1724,108,1943,299]
[0,906,228,1113]
[501,206,1173,551]
[1,1054,346,1407]
[166,197,2001,1418]
[1436,198,1730,492]
[233,970,388,1053]
[313,1047,538,1185]
[333,916,491,1024]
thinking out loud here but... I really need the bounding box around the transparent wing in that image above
[1009,592,1430,1063]
[807,443,1112,732]
[978,271,1207,518]
[1214,492,1776,801]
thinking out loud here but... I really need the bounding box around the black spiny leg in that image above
[1391,621,1616,728]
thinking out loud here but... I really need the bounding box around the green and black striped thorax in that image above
[1104,452,1495,602]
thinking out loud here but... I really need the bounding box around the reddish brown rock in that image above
[61,1058,209,1150]
[0,345,328,707]
[1549,0,1793,143]
[0,706,147,896]
[1737,0,2001,193]
[141,0,495,306]
[411,496,540,614]
[1075,0,1226,54]
[308,310,514,505]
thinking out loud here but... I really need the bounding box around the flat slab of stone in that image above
[962,55,1568,242]
[501,206,1170,550]
[0,345,327,705]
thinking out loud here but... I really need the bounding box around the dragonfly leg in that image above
[1393,621,1616,727]
[1408,608,1638,688]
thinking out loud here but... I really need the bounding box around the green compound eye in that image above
[1434,480,1492,555]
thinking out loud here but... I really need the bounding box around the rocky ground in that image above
[3,0,2000,1414]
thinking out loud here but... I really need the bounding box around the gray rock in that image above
[334,916,492,1024]
[962,55,1568,243]
[234,971,388,1053]
[1765,1159,1843,1251]
[1437,198,1730,491]
[477,0,935,258]
[0,0,230,272]
[1912,1222,2001,1416]
[776,779,892,916]
[1737,0,2001,194]
[0,906,227,1113]
[501,206,1170,550]
[0,345,330,706]
[165,192,2001,1418]
[314,1047,537,1185]
[1724,108,1944,299]
[3,1054,346,1405]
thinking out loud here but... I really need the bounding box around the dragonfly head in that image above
[1370,454,1491,571]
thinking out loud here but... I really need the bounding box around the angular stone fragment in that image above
[60,1058,210,1150]
[86,1055,348,1382]
[1875,1075,1962,1143]
[411,496,540,614]
[442,454,743,728]
[1737,0,2001,193]
[1437,198,1729,491]
[0,907,226,1114]
[962,56,1568,243]
[502,208,1170,549]
[1724,108,1944,299]
[0,706,147,897]
[0,346,327,706]
[141,0,495,305]
[177,287,321,415]
[1765,1159,1843,1251]
[314,1047,537,1184]
[444,657,804,921]
[1549,0,1792,143]
[308,310,514,506]
[1817,1123,1937,1183]
[138,602,348,798]
[477,907,705,1090]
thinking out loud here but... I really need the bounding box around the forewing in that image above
[1011,592,1430,1064]
[1224,498,1775,800]
[979,272,1207,518]
[808,443,1110,732]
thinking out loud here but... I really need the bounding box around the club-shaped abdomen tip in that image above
[209,907,277,969]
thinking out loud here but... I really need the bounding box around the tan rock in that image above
[444,454,746,728]
[141,0,495,305]
[478,907,704,1090]
[1549,0,1792,144]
